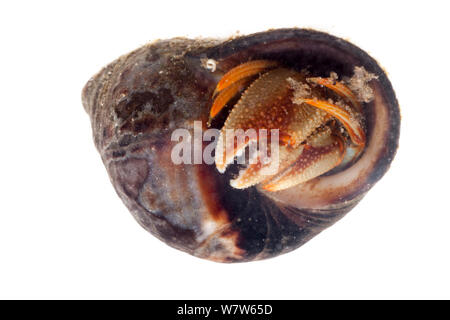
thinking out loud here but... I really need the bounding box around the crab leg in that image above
[230,144,305,189]
[262,129,345,192]
[302,99,365,146]
[210,78,251,119]
[308,77,360,110]
[214,60,278,94]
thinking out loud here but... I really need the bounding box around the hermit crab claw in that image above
[261,127,345,191]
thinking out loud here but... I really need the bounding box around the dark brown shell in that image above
[82,29,400,262]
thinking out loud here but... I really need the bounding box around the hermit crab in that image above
[82,29,400,262]
[211,60,370,192]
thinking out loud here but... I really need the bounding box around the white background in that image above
[0,0,449,299]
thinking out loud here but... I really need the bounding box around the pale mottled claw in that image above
[230,144,304,189]
[215,129,257,173]
[262,129,345,192]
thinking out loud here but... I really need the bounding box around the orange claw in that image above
[303,99,366,146]
[214,60,278,94]
[210,78,250,119]
[308,77,360,110]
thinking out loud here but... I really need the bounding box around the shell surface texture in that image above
[82,29,400,262]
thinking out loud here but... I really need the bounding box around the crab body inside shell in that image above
[211,60,370,192]
[82,29,400,262]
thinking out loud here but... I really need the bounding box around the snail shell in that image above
[82,29,400,262]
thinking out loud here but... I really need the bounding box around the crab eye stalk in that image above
[82,29,400,262]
